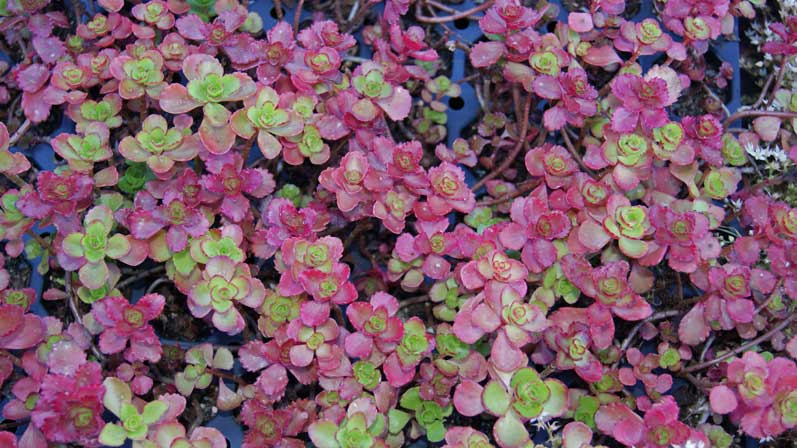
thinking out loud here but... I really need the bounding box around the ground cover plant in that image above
[0,0,795,446]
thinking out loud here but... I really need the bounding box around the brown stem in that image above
[476,179,540,207]
[343,1,372,33]
[472,94,532,191]
[681,372,713,391]
[65,273,105,360]
[398,294,429,310]
[26,230,50,252]
[613,310,681,369]
[343,220,373,250]
[415,0,493,23]
[749,71,776,110]
[116,265,166,290]
[209,368,247,387]
[3,172,26,188]
[770,58,789,99]
[274,0,284,19]
[723,110,797,130]
[293,0,304,32]
[754,279,784,314]
[425,0,458,13]
[8,119,31,146]
[561,128,596,179]
[683,313,797,373]
[676,272,684,302]
[241,135,256,164]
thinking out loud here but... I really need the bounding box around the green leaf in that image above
[98,423,128,447]
[141,400,168,425]
[106,234,131,259]
[399,387,423,411]
[102,377,132,417]
[175,372,195,396]
[62,233,85,258]
[119,402,139,422]
[540,379,568,418]
[426,420,446,443]
[172,249,196,275]
[493,412,529,448]
[574,395,600,428]
[308,421,339,448]
[483,380,510,416]
[213,348,234,370]
[387,408,411,435]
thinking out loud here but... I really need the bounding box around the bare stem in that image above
[8,119,31,146]
[753,279,784,314]
[117,265,166,290]
[561,128,596,179]
[26,230,50,252]
[416,0,493,23]
[65,273,105,360]
[613,310,681,368]
[398,294,430,310]
[472,94,532,191]
[684,313,797,373]
[293,0,304,32]
[476,179,540,207]
[723,110,797,130]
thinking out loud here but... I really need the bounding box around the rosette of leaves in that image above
[454,368,568,447]
[50,122,113,173]
[118,114,200,176]
[159,53,257,154]
[230,86,304,160]
[397,387,452,443]
[99,378,169,446]
[75,265,122,304]
[175,344,234,396]
[61,205,132,289]
[429,278,468,322]
[308,411,387,448]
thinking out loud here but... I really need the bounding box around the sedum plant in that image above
[0,0,793,447]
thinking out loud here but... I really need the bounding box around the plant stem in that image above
[116,265,166,290]
[8,119,31,146]
[293,0,304,32]
[416,0,494,23]
[209,368,247,387]
[26,230,50,252]
[748,71,776,110]
[723,110,797,129]
[561,127,596,178]
[476,179,540,207]
[613,310,681,368]
[398,294,429,310]
[472,94,532,191]
[753,279,784,314]
[65,273,105,361]
[683,313,797,373]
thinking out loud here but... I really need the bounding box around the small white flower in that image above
[671,440,706,448]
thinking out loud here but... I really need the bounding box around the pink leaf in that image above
[678,303,709,345]
[595,403,644,446]
[568,12,594,33]
[453,380,485,416]
[470,42,506,68]
[376,87,411,121]
[98,0,123,11]
[710,385,738,414]
[753,116,781,142]
[583,46,622,67]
